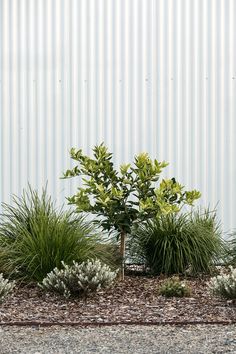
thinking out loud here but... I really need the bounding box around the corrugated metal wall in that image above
[0,0,236,233]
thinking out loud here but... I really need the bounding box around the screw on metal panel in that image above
[232,77,235,80]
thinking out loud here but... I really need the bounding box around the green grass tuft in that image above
[129,208,226,275]
[0,186,109,281]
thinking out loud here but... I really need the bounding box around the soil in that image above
[1,272,236,325]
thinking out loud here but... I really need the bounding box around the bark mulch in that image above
[0,274,236,325]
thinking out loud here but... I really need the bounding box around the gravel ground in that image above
[0,325,236,353]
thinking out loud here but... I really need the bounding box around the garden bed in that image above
[1,274,236,325]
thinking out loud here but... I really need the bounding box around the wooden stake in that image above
[119,231,126,281]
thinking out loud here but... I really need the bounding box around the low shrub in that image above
[40,259,118,298]
[129,209,225,275]
[208,266,236,299]
[0,186,109,281]
[159,277,191,297]
[0,274,15,303]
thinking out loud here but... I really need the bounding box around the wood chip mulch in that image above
[1,274,236,325]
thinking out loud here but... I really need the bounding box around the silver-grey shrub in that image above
[40,259,118,298]
[208,266,236,299]
[0,273,15,303]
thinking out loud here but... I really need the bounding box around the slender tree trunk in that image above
[119,230,126,281]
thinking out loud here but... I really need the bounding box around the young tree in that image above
[63,143,201,280]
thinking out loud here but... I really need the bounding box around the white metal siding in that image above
[0,0,236,233]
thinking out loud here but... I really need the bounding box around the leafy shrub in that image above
[208,266,236,299]
[0,186,107,281]
[40,259,118,298]
[0,273,15,303]
[159,277,191,297]
[63,143,201,280]
[129,209,225,275]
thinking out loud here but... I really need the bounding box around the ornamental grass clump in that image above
[0,273,15,303]
[129,208,225,275]
[159,277,191,298]
[0,186,106,281]
[40,259,118,298]
[208,266,236,299]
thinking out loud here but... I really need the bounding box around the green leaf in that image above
[63,143,202,267]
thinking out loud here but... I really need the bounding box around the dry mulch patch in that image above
[1,273,236,325]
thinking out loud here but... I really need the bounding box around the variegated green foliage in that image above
[63,143,201,236]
